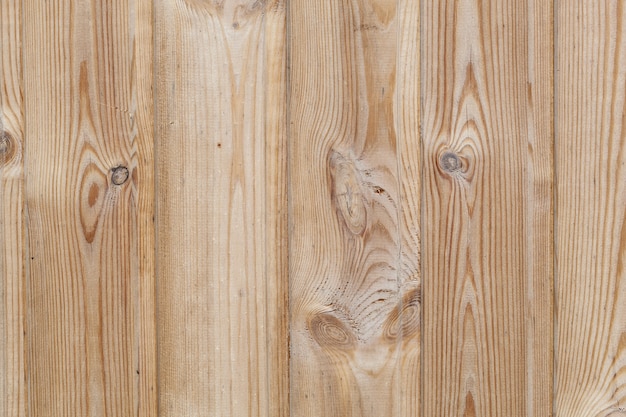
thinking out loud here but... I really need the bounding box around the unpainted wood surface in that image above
[4,1,626,416]
[22,0,155,415]
[555,1,626,416]
[155,0,288,415]
[288,0,420,415]
[0,1,25,416]
[421,0,553,415]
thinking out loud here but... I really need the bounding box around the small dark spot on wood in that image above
[111,166,129,185]
[232,22,239,29]
[440,151,461,173]
[217,143,222,148]
[136,370,140,375]
[373,186,384,194]
[31,257,34,260]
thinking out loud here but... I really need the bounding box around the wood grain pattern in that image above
[264,2,290,416]
[555,1,626,416]
[288,0,419,415]
[22,0,155,415]
[396,0,421,414]
[0,1,26,416]
[155,0,287,415]
[9,2,626,416]
[421,0,553,415]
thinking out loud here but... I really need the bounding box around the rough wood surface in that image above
[421,0,553,415]
[155,0,288,415]
[22,0,155,415]
[288,0,419,415]
[0,1,26,416]
[7,2,626,416]
[555,1,626,415]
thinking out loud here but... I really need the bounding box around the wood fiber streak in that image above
[22,0,155,415]
[0,1,26,416]
[288,0,419,415]
[555,2,626,416]
[155,0,287,415]
[421,0,553,415]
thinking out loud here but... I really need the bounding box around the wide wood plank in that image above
[0,1,26,416]
[154,0,288,415]
[22,0,155,415]
[555,1,626,415]
[288,0,419,415]
[421,0,553,415]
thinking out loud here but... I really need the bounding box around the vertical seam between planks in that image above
[285,0,292,414]
[263,9,269,416]
[419,0,425,416]
[552,0,558,415]
[19,1,32,416]
[152,0,160,415]
[394,0,402,414]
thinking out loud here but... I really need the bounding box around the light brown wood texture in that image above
[0,1,26,416]
[22,0,155,415]
[5,1,626,416]
[288,0,420,415]
[155,0,288,415]
[421,0,553,415]
[555,1,626,416]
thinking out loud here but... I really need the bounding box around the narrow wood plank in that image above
[264,2,290,416]
[555,1,626,415]
[288,1,418,415]
[396,0,421,414]
[22,0,155,415]
[134,0,159,415]
[0,1,26,416]
[155,0,288,415]
[421,0,553,415]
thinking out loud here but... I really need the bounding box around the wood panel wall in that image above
[0,1,624,416]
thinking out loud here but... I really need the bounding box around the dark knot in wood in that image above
[439,151,462,173]
[111,166,129,185]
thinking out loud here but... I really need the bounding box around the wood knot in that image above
[111,166,129,185]
[308,312,357,351]
[439,151,462,173]
[0,131,16,165]
[329,151,367,235]
[382,286,421,343]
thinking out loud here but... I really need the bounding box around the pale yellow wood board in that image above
[288,0,419,415]
[421,0,553,415]
[555,1,626,415]
[21,0,155,415]
[0,1,26,416]
[154,0,288,415]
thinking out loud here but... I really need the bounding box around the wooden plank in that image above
[264,2,290,416]
[288,0,419,415]
[396,0,421,414]
[154,0,288,415]
[0,1,26,416]
[555,1,626,415]
[22,0,155,415]
[421,0,553,415]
